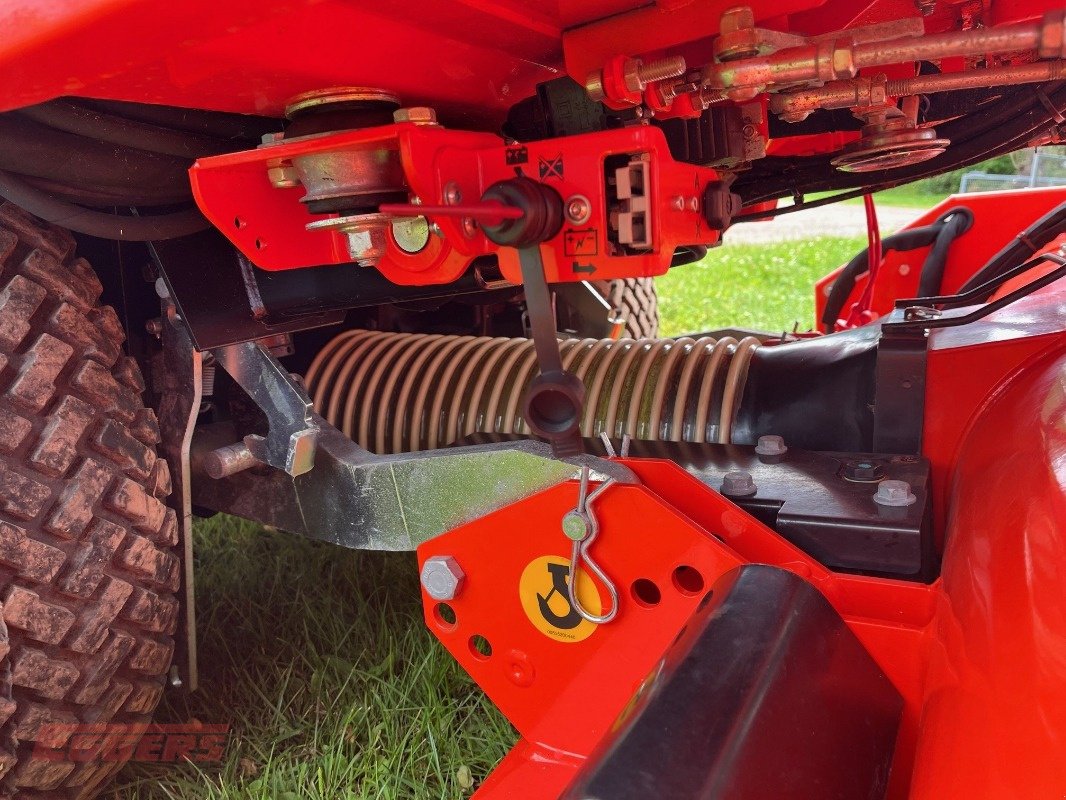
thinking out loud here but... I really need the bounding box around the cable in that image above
[820,208,974,330]
[17,100,228,159]
[958,200,1066,297]
[0,170,209,241]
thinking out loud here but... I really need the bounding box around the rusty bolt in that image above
[393,106,438,125]
[420,556,466,600]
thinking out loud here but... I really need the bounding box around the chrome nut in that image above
[420,556,466,600]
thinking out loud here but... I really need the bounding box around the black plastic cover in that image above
[562,565,903,800]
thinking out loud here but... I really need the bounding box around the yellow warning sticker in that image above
[519,555,602,643]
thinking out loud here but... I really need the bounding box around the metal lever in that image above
[476,176,585,458]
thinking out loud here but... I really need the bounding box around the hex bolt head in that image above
[565,195,592,225]
[393,107,438,125]
[843,459,885,482]
[721,470,757,497]
[754,434,787,457]
[873,479,917,507]
[420,556,466,601]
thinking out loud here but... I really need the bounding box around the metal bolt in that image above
[267,163,300,189]
[154,277,170,299]
[444,182,462,205]
[462,217,478,238]
[307,213,390,267]
[720,5,756,35]
[914,0,936,16]
[842,459,885,482]
[754,434,787,456]
[145,318,163,338]
[420,556,466,600]
[636,55,688,86]
[260,132,285,145]
[565,195,592,225]
[873,479,917,507]
[393,106,438,125]
[168,665,183,689]
[721,470,757,497]
[202,442,258,479]
[903,305,942,322]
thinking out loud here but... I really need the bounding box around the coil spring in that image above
[305,330,761,455]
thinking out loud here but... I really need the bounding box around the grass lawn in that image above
[808,185,950,209]
[657,236,864,336]
[116,235,868,799]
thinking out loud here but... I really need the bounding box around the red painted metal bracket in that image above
[417,458,936,798]
[189,123,721,285]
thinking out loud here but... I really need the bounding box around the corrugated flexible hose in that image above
[305,329,761,454]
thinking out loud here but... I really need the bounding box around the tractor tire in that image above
[0,203,178,798]
[595,278,659,339]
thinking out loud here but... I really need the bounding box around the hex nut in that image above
[267,164,300,189]
[842,459,885,482]
[873,479,917,507]
[393,106,438,125]
[420,556,466,600]
[721,470,757,497]
[754,434,787,457]
[344,225,388,267]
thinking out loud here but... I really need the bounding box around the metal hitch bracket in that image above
[211,340,319,477]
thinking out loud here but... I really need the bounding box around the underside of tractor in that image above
[0,0,1065,797]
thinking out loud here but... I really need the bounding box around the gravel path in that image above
[724,203,926,244]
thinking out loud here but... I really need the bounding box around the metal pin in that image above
[620,434,632,458]
[599,432,617,458]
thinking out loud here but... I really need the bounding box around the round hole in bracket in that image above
[631,578,662,608]
[255,238,265,250]
[469,635,492,661]
[233,216,245,229]
[672,565,705,596]
[433,602,457,631]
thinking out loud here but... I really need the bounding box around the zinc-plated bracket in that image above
[211,340,319,477]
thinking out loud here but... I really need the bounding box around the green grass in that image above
[808,185,950,209]
[658,236,865,336]
[114,235,867,799]
[116,520,512,799]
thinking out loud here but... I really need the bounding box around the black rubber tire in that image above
[0,203,178,798]
[594,277,659,339]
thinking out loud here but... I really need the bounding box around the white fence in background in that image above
[960,151,1066,193]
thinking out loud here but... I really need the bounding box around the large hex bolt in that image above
[754,434,787,457]
[873,480,917,507]
[420,556,466,600]
[721,470,757,497]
